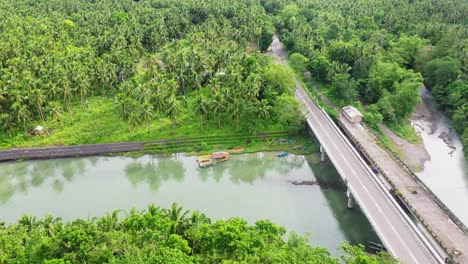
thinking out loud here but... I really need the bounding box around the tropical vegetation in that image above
[264,0,467,155]
[0,204,399,263]
[0,0,303,149]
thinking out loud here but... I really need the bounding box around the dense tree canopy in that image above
[263,0,467,155]
[0,0,302,144]
[0,204,399,263]
[1,0,465,152]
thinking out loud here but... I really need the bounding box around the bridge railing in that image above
[336,117,467,260]
[318,108,446,262]
[361,121,468,236]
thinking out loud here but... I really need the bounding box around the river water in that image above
[413,87,468,225]
[0,152,378,252]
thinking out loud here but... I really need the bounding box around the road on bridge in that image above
[270,35,441,264]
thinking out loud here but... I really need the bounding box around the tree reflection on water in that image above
[124,154,186,191]
[0,158,95,204]
[0,153,312,204]
[123,152,308,192]
[202,152,306,184]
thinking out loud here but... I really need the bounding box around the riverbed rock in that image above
[438,131,456,151]
[290,180,317,186]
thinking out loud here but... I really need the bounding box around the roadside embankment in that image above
[0,131,318,162]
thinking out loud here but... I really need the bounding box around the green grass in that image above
[120,132,318,157]
[386,120,422,144]
[373,128,403,157]
[0,96,291,150]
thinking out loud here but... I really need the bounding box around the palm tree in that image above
[147,204,161,216]
[46,101,63,122]
[0,113,14,138]
[164,202,190,235]
[32,89,49,135]
[11,102,30,133]
[165,95,181,128]
[62,81,73,113]
[137,84,152,104]
[211,91,226,128]
[18,215,37,231]
[228,98,244,131]
[128,111,142,131]
[98,210,122,232]
[141,103,154,134]
[257,99,272,119]
[40,215,62,236]
[0,87,7,114]
[76,74,90,109]
[193,93,209,129]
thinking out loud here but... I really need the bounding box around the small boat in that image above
[197,151,230,168]
[292,145,309,151]
[230,147,245,153]
[276,152,289,157]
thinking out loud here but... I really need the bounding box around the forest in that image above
[0,0,466,154]
[0,0,303,148]
[0,204,398,263]
[262,0,467,156]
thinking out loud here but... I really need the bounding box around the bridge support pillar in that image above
[320,145,327,162]
[347,189,355,209]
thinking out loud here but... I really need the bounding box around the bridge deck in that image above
[340,115,468,263]
[269,34,442,263]
[295,85,438,264]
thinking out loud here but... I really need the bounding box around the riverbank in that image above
[0,152,381,255]
[411,87,468,226]
[0,131,318,162]
[0,96,292,150]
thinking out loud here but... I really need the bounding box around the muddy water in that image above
[412,87,468,225]
[0,152,378,253]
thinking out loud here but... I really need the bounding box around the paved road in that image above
[270,35,441,263]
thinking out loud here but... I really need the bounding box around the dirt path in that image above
[0,131,291,162]
[0,142,145,162]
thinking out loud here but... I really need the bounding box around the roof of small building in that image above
[342,106,363,118]
[212,152,229,158]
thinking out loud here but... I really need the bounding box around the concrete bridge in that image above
[270,35,444,263]
[296,84,442,264]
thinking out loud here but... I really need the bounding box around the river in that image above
[0,152,378,253]
[412,87,468,225]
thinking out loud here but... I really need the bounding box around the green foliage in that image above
[341,242,400,264]
[273,95,306,134]
[389,34,427,68]
[330,73,358,103]
[462,129,468,158]
[0,0,301,146]
[274,0,466,154]
[262,63,295,98]
[423,57,460,88]
[258,32,274,52]
[363,105,383,129]
[0,205,397,263]
[386,121,422,144]
[289,53,309,73]
[0,0,304,148]
[308,55,332,82]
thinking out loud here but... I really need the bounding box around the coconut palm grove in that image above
[0,0,466,262]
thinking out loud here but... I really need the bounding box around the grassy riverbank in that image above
[0,96,293,150]
[119,131,318,158]
[0,95,318,157]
